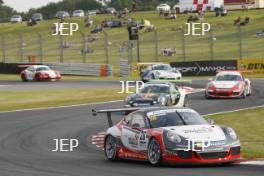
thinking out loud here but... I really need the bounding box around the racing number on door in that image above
[121,114,148,151]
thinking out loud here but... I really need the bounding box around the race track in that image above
[0,79,264,176]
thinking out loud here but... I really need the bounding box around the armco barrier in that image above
[170,60,238,76]
[120,60,130,77]
[48,63,112,77]
[0,63,113,77]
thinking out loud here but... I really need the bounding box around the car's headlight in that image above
[166,131,181,143]
[207,83,215,89]
[227,127,237,140]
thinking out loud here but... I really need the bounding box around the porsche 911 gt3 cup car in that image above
[124,82,187,107]
[141,64,182,82]
[205,71,251,99]
[20,65,61,81]
[92,107,241,165]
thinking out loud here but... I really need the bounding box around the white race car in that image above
[141,64,182,82]
[20,65,61,82]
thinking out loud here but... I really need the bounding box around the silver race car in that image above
[141,64,182,82]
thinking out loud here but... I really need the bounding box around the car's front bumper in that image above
[205,89,243,98]
[163,147,241,164]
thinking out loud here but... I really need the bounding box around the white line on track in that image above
[238,160,264,165]
[204,105,264,116]
[0,100,123,114]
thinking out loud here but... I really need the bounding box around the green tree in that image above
[108,0,133,10]
[0,5,16,22]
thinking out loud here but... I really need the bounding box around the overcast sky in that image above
[4,0,62,12]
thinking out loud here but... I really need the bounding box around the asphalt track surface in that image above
[0,79,264,176]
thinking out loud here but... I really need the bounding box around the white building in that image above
[175,0,224,12]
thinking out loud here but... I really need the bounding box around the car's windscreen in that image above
[216,74,242,81]
[152,65,172,71]
[148,109,208,128]
[13,15,20,18]
[36,67,50,72]
[140,85,169,94]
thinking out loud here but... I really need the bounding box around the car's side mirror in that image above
[207,119,214,125]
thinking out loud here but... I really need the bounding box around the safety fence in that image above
[0,20,263,77]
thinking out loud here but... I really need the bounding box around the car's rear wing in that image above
[92,108,141,127]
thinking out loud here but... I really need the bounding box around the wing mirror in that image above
[207,119,214,125]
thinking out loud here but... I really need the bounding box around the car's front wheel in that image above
[148,138,162,166]
[104,135,118,161]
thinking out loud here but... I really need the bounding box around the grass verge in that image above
[206,108,264,158]
[0,88,127,112]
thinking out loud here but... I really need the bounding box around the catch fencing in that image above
[0,23,263,73]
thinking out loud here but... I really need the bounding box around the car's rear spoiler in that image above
[92,108,141,127]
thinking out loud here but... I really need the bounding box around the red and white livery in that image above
[205,71,251,99]
[92,107,241,166]
[20,65,61,81]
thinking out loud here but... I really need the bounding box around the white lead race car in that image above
[141,64,182,82]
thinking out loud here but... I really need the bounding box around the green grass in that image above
[206,108,264,158]
[0,88,127,112]
[1,9,264,70]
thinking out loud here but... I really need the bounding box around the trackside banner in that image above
[237,58,264,74]
[170,60,237,76]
